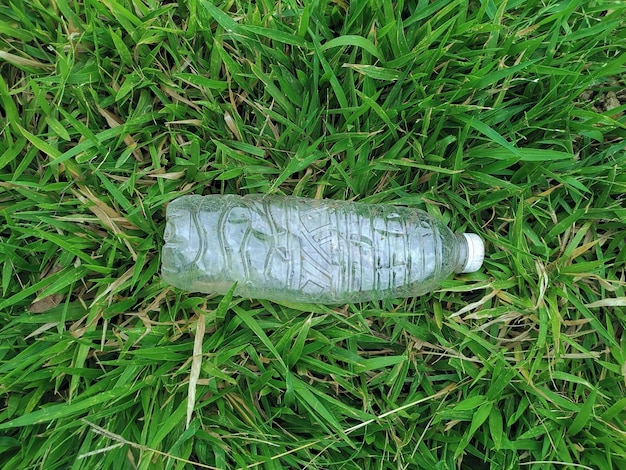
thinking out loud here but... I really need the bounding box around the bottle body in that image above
[162,195,482,304]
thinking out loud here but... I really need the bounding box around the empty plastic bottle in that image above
[161,194,484,304]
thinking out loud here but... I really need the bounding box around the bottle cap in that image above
[461,233,484,273]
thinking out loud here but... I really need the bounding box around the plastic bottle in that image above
[161,194,484,304]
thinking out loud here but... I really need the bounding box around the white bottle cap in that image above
[461,233,484,273]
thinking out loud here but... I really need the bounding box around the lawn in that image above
[1,0,625,469]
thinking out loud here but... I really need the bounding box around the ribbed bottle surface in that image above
[162,195,467,303]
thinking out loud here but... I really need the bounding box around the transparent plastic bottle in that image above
[161,195,484,304]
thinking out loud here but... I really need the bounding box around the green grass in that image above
[1,0,625,468]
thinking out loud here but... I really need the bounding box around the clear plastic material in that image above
[162,195,484,304]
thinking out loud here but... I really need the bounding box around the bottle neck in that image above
[454,233,468,273]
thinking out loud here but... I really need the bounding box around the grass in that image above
[0,0,625,468]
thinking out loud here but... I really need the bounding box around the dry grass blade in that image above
[187,313,206,429]
[585,297,626,308]
[25,322,60,339]
[29,264,64,313]
[0,50,53,69]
